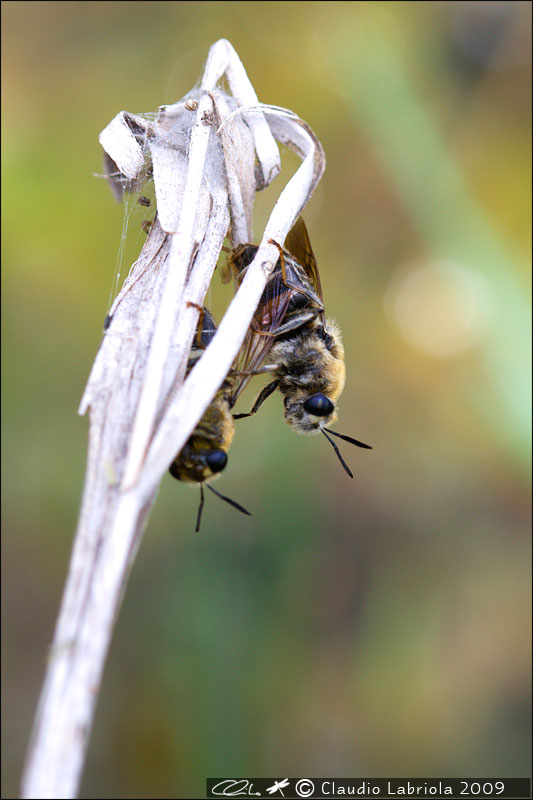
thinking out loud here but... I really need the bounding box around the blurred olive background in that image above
[2,2,531,798]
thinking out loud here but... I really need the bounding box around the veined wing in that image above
[229,266,294,406]
[284,216,323,302]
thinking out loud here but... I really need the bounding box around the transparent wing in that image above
[230,269,294,405]
[284,216,323,302]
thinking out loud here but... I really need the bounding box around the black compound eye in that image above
[303,394,334,417]
[205,450,228,473]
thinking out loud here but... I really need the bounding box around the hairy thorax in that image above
[271,319,346,433]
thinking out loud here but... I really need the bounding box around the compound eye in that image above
[205,450,228,473]
[303,394,334,417]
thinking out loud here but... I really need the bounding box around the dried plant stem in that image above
[20,39,324,800]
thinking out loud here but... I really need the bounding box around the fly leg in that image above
[268,238,288,284]
[233,380,280,419]
[230,364,278,377]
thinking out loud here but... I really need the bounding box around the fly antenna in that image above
[321,428,354,478]
[206,482,252,517]
[323,428,372,450]
[196,484,205,532]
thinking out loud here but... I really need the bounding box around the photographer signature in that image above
[211,779,262,796]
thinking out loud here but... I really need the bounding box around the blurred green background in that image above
[2,2,531,798]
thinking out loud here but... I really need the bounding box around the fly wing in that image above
[284,216,323,302]
[230,269,293,405]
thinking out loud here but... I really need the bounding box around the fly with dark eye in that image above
[228,217,371,477]
[168,306,251,531]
